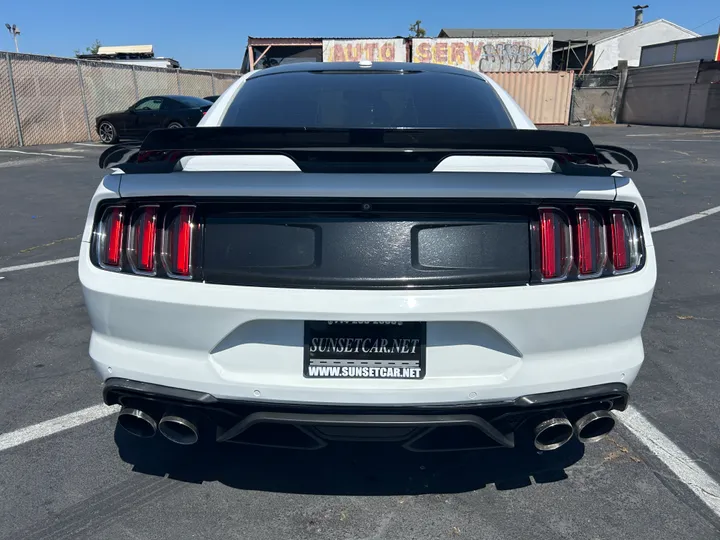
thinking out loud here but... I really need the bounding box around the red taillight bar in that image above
[127,206,158,275]
[609,209,639,274]
[538,208,572,282]
[96,206,125,271]
[575,209,607,278]
[161,205,196,279]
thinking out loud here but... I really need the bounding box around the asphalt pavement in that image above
[0,127,719,540]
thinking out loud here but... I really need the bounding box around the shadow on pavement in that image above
[114,422,584,495]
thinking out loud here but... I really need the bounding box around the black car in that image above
[96,95,213,144]
[203,95,220,102]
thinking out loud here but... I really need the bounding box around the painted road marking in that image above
[0,256,79,274]
[0,149,85,159]
[0,206,719,276]
[0,405,120,452]
[649,205,720,233]
[74,142,106,147]
[616,406,720,517]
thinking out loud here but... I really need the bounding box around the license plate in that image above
[304,321,426,379]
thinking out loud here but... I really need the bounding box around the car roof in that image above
[246,61,486,80]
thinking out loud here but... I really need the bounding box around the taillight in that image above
[127,206,158,274]
[575,209,607,278]
[96,206,125,270]
[609,209,639,274]
[162,205,196,279]
[538,208,572,281]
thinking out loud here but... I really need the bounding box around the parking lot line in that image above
[0,256,79,274]
[0,404,119,452]
[650,205,720,233]
[617,406,720,517]
[0,149,85,159]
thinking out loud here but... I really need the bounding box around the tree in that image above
[74,39,102,57]
[409,20,426,38]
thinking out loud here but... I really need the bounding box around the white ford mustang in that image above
[79,61,656,453]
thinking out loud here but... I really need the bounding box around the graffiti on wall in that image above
[323,39,406,62]
[412,38,552,72]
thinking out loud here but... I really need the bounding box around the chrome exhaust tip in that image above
[575,410,616,444]
[118,408,157,438]
[533,414,574,451]
[158,412,199,445]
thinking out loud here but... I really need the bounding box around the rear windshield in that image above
[175,96,212,108]
[221,71,514,129]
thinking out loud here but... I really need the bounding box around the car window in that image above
[134,98,164,111]
[173,96,212,108]
[161,99,181,111]
[221,70,514,129]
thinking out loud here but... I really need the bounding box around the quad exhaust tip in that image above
[118,407,157,438]
[533,414,574,451]
[575,410,616,444]
[158,413,199,445]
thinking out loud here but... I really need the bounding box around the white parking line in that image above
[0,405,120,452]
[617,406,720,517]
[74,142,106,147]
[649,205,720,233]
[0,256,79,274]
[0,149,85,159]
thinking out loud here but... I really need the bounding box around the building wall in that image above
[641,35,719,66]
[412,38,552,72]
[593,22,697,71]
[617,60,720,127]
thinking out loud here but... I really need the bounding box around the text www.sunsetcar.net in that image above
[307,366,422,379]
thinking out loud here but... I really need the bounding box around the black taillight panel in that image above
[90,198,644,288]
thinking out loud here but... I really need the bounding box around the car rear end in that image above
[80,63,656,454]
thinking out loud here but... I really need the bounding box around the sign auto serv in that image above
[323,39,407,62]
[412,37,552,72]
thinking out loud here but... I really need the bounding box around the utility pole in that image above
[5,23,20,53]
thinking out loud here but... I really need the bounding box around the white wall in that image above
[593,21,698,71]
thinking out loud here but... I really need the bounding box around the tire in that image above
[167,121,184,129]
[98,121,118,144]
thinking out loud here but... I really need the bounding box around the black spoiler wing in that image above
[99,127,638,175]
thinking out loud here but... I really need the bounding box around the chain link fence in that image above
[0,51,239,147]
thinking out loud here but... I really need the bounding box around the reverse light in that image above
[575,209,607,278]
[127,206,158,274]
[538,208,572,281]
[609,209,639,274]
[96,206,125,270]
[162,205,196,279]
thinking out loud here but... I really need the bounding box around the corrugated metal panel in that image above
[626,61,700,87]
[486,71,574,125]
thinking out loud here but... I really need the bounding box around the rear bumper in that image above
[79,243,656,406]
[105,378,628,451]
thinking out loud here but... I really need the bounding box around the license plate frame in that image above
[303,321,426,380]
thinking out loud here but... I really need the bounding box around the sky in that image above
[2,0,719,68]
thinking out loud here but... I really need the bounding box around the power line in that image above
[691,14,720,31]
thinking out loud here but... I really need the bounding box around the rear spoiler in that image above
[99,127,638,175]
